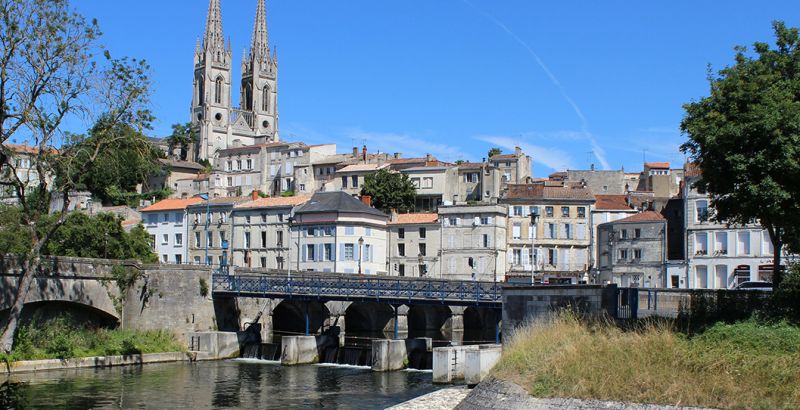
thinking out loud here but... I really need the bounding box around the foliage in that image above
[251,190,268,199]
[487,147,502,158]
[66,116,164,206]
[280,191,295,197]
[360,169,416,212]
[164,122,197,161]
[680,21,800,287]
[4,316,183,361]
[494,313,800,409]
[454,160,465,165]
[199,278,209,297]
[763,263,800,323]
[197,158,212,174]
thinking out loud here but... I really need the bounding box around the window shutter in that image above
[561,249,569,269]
[443,218,450,227]
[487,217,493,225]
[339,244,345,261]
[508,207,513,217]
[507,251,513,264]
[577,224,586,240]
[331,244,337,261]
[355,243,360,261]
[522,248,529,269]
[318,244,324,261]
[455,218,461,226]
[528,224,534,239]
[479,257,486,274]
[474,217,480,226]
[302,245,307,262]
[370,245,374,262]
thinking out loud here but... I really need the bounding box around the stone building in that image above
[291,191,389,274]
[501,182,594,284]
[0,143,57,204]
[141,197,203,264]
[596,211,667,287]
[590,194,637,273]
[565,168,627,195]
[387,213,441,277]
[190,0,279,162]
[186,196,249,265]
[439,204,507,282]
[400,166,454,212]
[230,194,310,269]
[488,147,532,185]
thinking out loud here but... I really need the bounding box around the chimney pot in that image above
[394,152,401,159]
[362,145,368,161]
[361,195,372,207]
[352,147,358,157]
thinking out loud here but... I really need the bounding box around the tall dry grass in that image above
[492,313,800,409]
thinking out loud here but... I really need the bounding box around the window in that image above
[162,234,169,245]
[344,244,355,260]
[512,224,521,240]
[695,232,708,255]
[195,232,201,247]
[276,231,283,247]
[620,229,628,239]
[548,248,557,265]
[150,235,156,250]
[545,206,554,217]
[261,231,267,248]
[345,226,355,235]
[547,223,556,239]
[276,256,284,270]
[634,249,642,259]
[448,217,458,226]
[513,249,522,265]
[244,232,250,248]
[260,257,267,268]
[419,264,427,276]
[163,213,169,222]
[422,177,433,189]
[513,206,523,216]
[351,176,358,188]
[324,244,333,261]
[246,159,252,169]
[398,264,405,276]
[194,256,201,265]
[411,178,420,188]
[398,228,405,239]
[219,231,226,245]
[419,243,426,256]
[696,200,709,222]
[483,234,489,248]
[261,214,267,223]
[175,254,182,264]
[634,228,641,239]
[214,76,223,104]
[481,217,490,225]
[307,227,315,237]
[341,176,348,188]
[564,224,572,239]
[577,207,586,218]
[175,234,183,246]
[306,244,315,261]
[619,249,628,260]
[262,89,269,111]
[561,207,570,217]
[365,227,372,236]
[419,227,426,238]
[398,243,406,256]
[299,184,305,191]
[162,254,168,263]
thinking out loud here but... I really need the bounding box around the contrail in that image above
[461,0,610,170]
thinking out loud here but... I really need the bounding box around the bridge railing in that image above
[212,273,502,305]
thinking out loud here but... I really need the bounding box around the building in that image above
[230,194,311,269]
[0,143,57,204]
[291,191,389,274]
[439,204,507,282]
[596,211,667,287]
[141,197,203,264]
[400,166,453,212]
[147,159,207,199]
[683,170,778,289]
[191,0,279,162]
[488,147,532,185]
[453,162,502,204]
[186,196,249,265]
[565,168,627,195]
[501,182,594,284]
[387,213,441,277]
[590,194,637,272]
[332,163,389,196]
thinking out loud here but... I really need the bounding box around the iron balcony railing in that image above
[212,273,503,306]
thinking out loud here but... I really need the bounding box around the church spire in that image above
[250,0,269,62]
[203,0,225,52]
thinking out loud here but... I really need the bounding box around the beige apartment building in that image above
[387,213,441,277]
[439,204,508,282]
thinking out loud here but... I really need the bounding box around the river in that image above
[0,360,442,409]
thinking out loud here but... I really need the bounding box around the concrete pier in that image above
[464,344,502,385]
[187,331,240,359]
[280,336,319,365]
[371,340,407,371]
[432,344,502,384]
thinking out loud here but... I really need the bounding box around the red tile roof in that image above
[235,195,312,209]
[389,213,439,225]
[645,162,670,169]
[141,197,203,212]
[616,211,665,223]
[594,195,633,211]
[5,143,58,155]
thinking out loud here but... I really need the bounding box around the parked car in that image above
[734,281,773,291]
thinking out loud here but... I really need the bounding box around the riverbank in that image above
[0,351,213,374]
[490,314,800,409]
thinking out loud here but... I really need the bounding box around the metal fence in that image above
[637,288,771,318]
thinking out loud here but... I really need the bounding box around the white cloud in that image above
[475,134,576,172]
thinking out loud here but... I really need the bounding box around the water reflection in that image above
[0,360,438,409]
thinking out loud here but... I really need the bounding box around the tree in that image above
[0,0,153,352]
[360,169,417,213]
[165,122,197,161]
[488,147,502,158]
[680,21,800,289]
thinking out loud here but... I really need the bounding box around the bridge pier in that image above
[444,306,465,345]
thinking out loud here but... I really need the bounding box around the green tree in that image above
[488,147,502,158]
[165,122,197,161]
[0,0,152,352]
[360,169,417,213]
[680,21,800,288]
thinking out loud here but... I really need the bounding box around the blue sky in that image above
[71,0,798,177]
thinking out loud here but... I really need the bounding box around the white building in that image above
[439,204,508,282]
[387,213,441,277]
[141,197,203,264]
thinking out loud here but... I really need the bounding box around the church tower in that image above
[191,0,233,161]
[241,0,279,141]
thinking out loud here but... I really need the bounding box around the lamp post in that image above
[199,193,211,266]
[530,207,540,284]
[287,216,295,279]
[358,236,364,275]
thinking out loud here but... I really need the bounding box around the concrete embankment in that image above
[0,351,214,375]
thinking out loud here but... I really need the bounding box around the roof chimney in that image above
[515,146,522,156]
[251,190,260,201]
[352,147,358,157]
[426,153,432,162]
[362,145,368,161]
[360,195,372,207]
[394,152,401,159]
[591,163,595,171]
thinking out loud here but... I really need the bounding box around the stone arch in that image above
[271,300,328,337]
[407,304,451,341]
[0,300,119,329]
[344,302,394,344]
[463,306,500,344]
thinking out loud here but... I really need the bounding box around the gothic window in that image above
[214,76,223,104]
[261,87,269,112]
[197,76,205,105]
[244,84,253,110]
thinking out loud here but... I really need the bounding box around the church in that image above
[191,0,279,162]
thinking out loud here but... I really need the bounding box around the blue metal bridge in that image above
[212,272,503,307]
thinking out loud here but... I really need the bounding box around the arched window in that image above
[197,76,204,106]
[244,84,253,110]
[214,77,223,104]
[261,87,269,112]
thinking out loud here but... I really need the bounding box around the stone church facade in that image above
[191,0,279,162]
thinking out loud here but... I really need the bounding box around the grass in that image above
[492,313,800,409]
[1,316,184,362]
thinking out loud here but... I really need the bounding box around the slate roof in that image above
[294,191,387,218]
[594,195,634,211]
[389,213,439,225]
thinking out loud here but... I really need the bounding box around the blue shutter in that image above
[370,245,374,262]
[317,244,324,261]
[339,244,345,261]
[331,243,336,261]
[301,245,307,262]
[355,243,360,261]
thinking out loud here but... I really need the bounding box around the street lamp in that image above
[530,207,540,284]
[287,216,295,279]
[358,236,364,275]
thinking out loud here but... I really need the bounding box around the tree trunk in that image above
[0,258,35,353]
